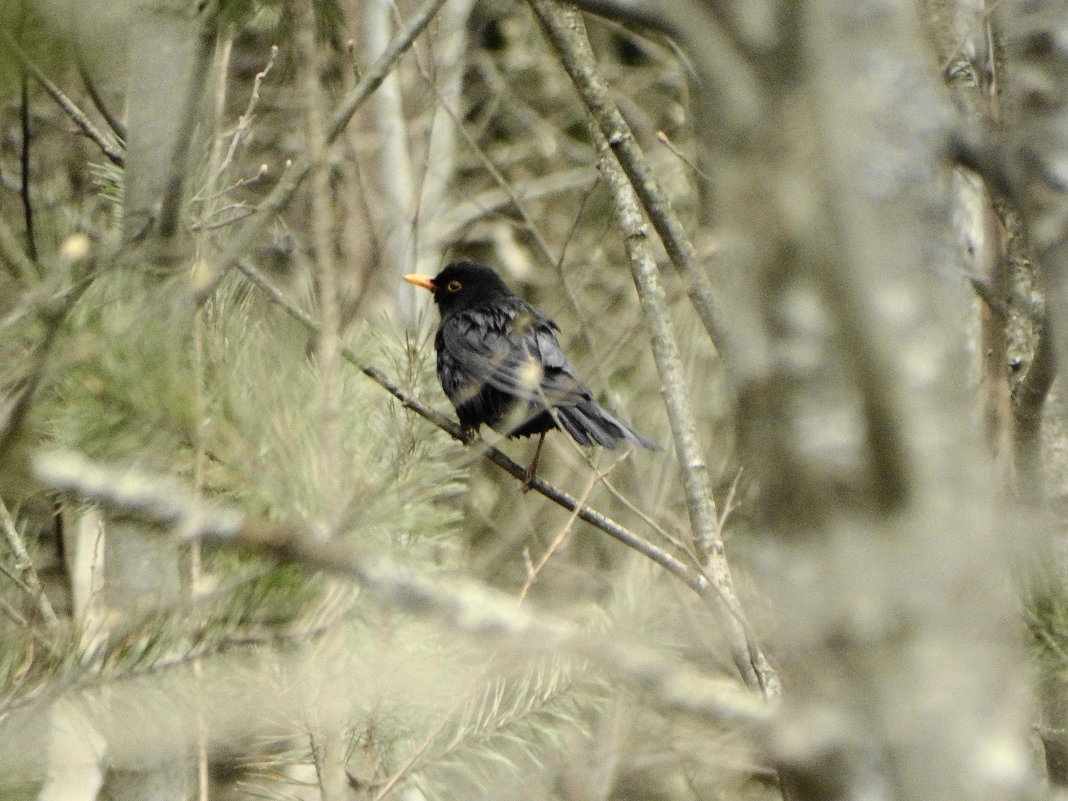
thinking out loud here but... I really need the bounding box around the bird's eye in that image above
[447,280,462,292]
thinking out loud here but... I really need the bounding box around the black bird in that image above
[405,261,658,474]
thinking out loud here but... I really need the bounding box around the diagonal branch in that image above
[0,27,125,167]
[526,0,730,355]
[0,498,58,626]
[526,2,777,697]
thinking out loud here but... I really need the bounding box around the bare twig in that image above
[0,499,58,625]
[79,64,128,142]
[969,276,1010,321]
[0,254,97,462]
[408,0,474,277]
[19,72,37,264]
[0,27,125,167]
[517,455,616,605]
[433,169,596,248]
[214,45,277,188]
[656,130,708,180]
[0,320,62,461]
[189,205,256,231]
[193,31,236,801]
[367,687,472,801]
[156,30,213,240]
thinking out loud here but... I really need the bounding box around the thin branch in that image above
[0,499,58,625]
[193,32,235,801]
[531,1,776,698]
[0,27,125,167]
[0,321,61,461]
[19,71,37,264]
[969,276,1010,321]
[192,0,448,305]
[31,449,771,727]
[407,0,474,274]
[367,691,469,801]
[0,592,29,632]
[213,45,276,190]
[597,473,694,556]
[79,64,127,143]
[421,73,561,271]
[517,454,614,605]
[432,167,597,248]
[527,0,730,355]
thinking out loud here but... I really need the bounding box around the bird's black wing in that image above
[438,302,592,408]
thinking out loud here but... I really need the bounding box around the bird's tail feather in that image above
[557,403,660,451]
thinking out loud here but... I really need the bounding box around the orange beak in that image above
[403,273,437,292]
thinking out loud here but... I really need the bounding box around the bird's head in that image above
[404,261,516,316]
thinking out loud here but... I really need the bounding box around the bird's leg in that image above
[522,432,546,492]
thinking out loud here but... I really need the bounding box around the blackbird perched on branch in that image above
[405,261,658,477]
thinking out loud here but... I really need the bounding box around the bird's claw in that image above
[521,465,537,492]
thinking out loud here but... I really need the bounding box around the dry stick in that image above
[0,28,125,168]
[192,0,448,306]
[593,125,773,694]
[516,455,618,605]
[157,31,215,240]
[524,1,728,355]
[527,3,775,696]
[0,559,36,607]
[368,682,480,801]
[79,65,127,143]
[19,71,36,264]
[0,312,64,460]
[0,499,57,625]
[235,260,710,595]
[526,2,721,558]
[0,251,98,461]
[434,168,596,244]
[191,45,277,204]
[32,449,770,726]
[407,0,474,276]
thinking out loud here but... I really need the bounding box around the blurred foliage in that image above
[0,1,765,800]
